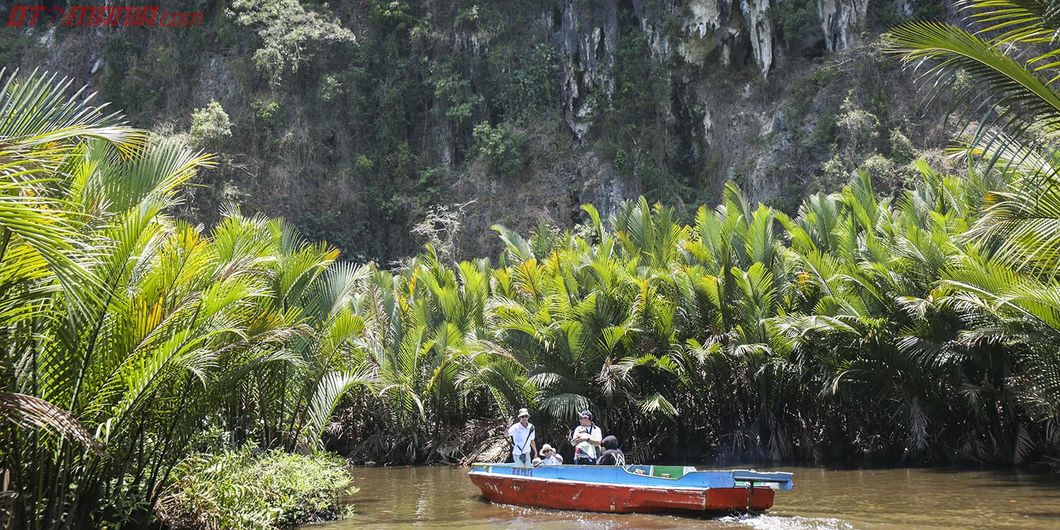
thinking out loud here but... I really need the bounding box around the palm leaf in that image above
[0,392,104,454]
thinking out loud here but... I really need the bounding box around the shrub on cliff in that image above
[191,100,233,145]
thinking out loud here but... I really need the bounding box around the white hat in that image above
[541,444,554,453]
[517,408,530,418]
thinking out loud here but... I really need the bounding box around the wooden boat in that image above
[468,463,793,514]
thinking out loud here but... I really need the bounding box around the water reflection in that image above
[317,465,1060,529]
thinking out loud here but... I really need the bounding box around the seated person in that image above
[538,444,563,465]
[596,435,625,465]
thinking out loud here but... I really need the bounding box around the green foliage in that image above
[857,153,914,194]
[0,30,39,67]
[11,10,1060,530]
[431,63,481,124]
[887,0,1060,321]
[321,159,1059,467]
[101,38,179,120]
[803,111,838,149]
[611,22,665,124]
[472,121,526,178]
[594,7,681,197]
[775,0,822,48]
[320,74,344,102]
[370,1,416,33]
[252,98,281,123]
[485,43,562,119]
[0,70,365,528]
[156,448,355,530]
[454,5,484,28]
[6,0,950,267]
[868,0,944,31]
[836,92,881,151]
[888,127,916,163]
[228,0,355,83]
[191,100,233,145]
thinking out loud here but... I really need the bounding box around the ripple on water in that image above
[720,514,857,530]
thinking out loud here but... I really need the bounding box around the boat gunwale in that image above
[469,462,791,474]
[469,462,794,480]
[467,465,789,492]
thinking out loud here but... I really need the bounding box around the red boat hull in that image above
[469,473,775,513]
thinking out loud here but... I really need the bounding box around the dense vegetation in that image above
[2,0,951,262]
[333,167,1060,467]
[155,448,355,530]
[312,0,1060,467]
[5,0,1060,528]
[0,70,364,528]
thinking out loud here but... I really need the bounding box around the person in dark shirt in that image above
[596,435,625,465]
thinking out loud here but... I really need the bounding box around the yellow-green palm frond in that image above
[886,20,1060,139]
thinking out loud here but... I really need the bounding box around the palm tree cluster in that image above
[329,165,1057,467]
[0,69,368,528]
[886,0,1060,458]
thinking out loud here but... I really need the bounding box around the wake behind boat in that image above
[468,463,793,514]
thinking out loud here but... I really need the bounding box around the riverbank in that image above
[315,465,1060,529]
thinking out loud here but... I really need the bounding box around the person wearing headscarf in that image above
[597,435,625,465]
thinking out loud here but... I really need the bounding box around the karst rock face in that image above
[551,0,871,138]
[11,0,942,260]
[818,0,870,51]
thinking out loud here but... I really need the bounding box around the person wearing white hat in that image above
[538,444,563,465]
[507,408,537,467]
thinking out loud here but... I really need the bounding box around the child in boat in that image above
[538,444,563,465]
[570,410,602,464]
[597,435,625,465]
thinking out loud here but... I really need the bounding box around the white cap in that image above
[517,408,530,418]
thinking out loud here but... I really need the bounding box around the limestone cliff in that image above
[1,0,950,262]
[819,0,870,51]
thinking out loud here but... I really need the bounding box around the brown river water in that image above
[315,465,1060,529]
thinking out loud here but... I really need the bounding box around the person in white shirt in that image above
[538,444,563,465]
[570,410,602,464]
[507,408,537,467]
